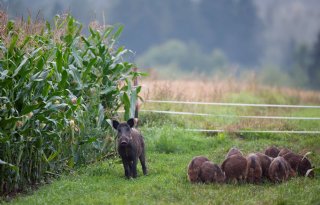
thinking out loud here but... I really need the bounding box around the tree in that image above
[309,31,320,89]
[110,0,262,66]
[197,0,262,66]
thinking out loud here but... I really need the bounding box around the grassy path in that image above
[8,126,320,205]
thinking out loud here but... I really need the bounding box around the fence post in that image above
[133,67,139,126]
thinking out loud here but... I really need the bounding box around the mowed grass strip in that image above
[8,126,320,205]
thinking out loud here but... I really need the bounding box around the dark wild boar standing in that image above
[282,152,314,177]
[246,153,262,183]
[264,146,280,158]
[226,147,243,158]
[221,154,247,184]
[199,161,225,184]
[112,118,147,179]
[278,148,292,156]
[268,156,293,183]
[187,156,209,183]
[255,152,273,179]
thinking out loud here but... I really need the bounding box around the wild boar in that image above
[112,118,147,179]
[282,152,314,177]
[221,154,247,184]
[226,147,243,158]
[278,148,292,156]
[268,156,292,183]
[264,146,280,158]
[255,152,273,179]
[187,156,210,183]
[246,153,262,184]
[199,161,225,184]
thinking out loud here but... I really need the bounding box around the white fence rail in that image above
[141,100,320,135]
[146,100,320,109]
[140,110,320,120]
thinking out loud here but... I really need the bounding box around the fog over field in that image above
[2,0,320,88]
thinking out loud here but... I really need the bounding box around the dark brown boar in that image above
[255,152,273,179]
[226,147,243,158]
[264,146,280,158]
[282,152,314,177]
[199,161,225,184]
[221,154,247,184]
[112,118,147,179]
[187,156,209,183]
[268,156,292,183]
[246,153,262,184]
[278,148,292,156]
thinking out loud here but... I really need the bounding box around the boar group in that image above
[187,146,314,185]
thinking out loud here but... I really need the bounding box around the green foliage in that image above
[309,32,320,89]
[136,39,229,75]
[0,14,142,195]
[259,65,295,87]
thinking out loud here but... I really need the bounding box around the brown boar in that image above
[246,153,262,183]
[268,156,292,183]
[112,118,147,179]
[264,146,280,158]
[278,148,292,156]
[187,156,210,183]
[226,147,243,158]
[255,152,273,179]
[199,161,225,184]
[221,154,247,184]
[282,152,314,177]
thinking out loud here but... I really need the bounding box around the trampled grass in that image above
[7,125,320,205]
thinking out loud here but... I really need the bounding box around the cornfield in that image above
[0,13,141,195]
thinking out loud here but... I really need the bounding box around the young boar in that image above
[255,152,273,179]
[246,153,262,183]
[226,147,243,158]
[268,156,292,183]
[187,156,209,183]
[112,118,147,179]
[221,154,247,184]
[199,161,225,184]
[282,152,314,177]
[264,146,280,158]
[278,148,292,156]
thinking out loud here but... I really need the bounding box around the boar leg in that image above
[122,159,131,179]
[139,152,147,175]
[131,158,138,178]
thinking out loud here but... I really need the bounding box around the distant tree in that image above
[197,0,262,66]
[289,44,310,88]
[309,31,320,89]
[110,0,262,66]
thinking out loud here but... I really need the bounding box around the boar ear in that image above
[127,118,135,128]
[112,120,119,130]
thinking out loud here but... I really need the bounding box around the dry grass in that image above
[139,78,320,132]
[140,79,320,104]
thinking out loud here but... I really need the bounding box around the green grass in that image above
[6,125,320,205]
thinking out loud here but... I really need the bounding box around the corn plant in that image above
[0,14,143,195]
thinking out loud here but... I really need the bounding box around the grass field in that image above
[6,80,320,205]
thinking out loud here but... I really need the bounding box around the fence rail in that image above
[186,129,320,134]
[146,99,320,109]
[140,109,320,120]
[138,99,320,135]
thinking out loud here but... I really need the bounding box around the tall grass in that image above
[141,79,320,104]
[0,13,141,195]
[139,79,320,133]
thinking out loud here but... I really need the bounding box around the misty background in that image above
[1,0,320,89]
